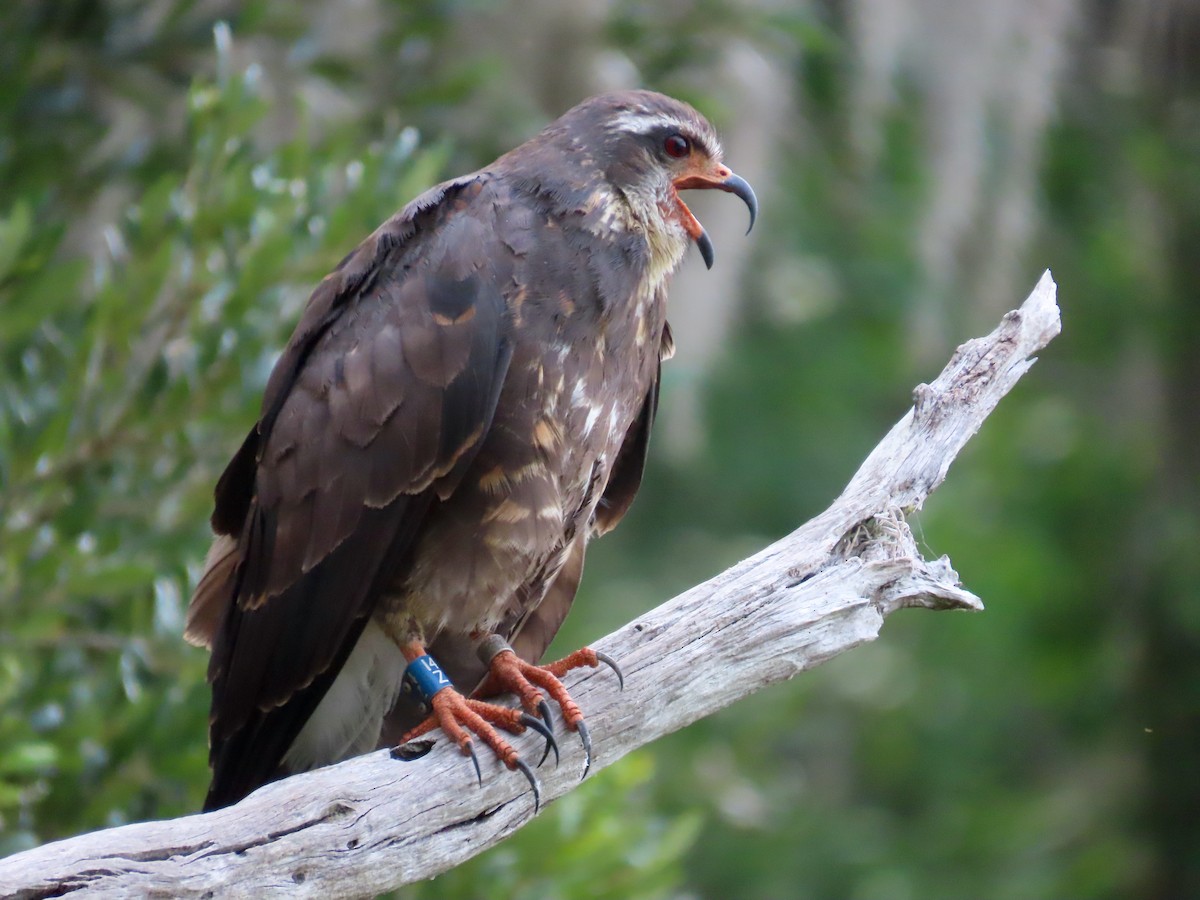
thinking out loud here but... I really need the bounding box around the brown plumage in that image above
[186,90,756,811]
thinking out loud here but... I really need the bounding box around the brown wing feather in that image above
[196,174,523,810]
[183,535,237,649]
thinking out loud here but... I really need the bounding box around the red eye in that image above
[664,133,690,159]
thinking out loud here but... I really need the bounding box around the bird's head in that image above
[512,90,758,270]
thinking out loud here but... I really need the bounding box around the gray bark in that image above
[0,272,1061,900]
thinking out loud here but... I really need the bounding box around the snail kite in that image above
[185,90,757,811]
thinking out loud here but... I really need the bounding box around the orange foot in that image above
[393,638,623,809]
[473,638,623,779]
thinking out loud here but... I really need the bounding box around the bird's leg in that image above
[393,640,555,810]
[473,635,624,778]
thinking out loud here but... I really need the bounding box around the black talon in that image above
[593,651,624,690]
[537,699,555,731]
[465,740,482,787]
[520,712,560,768]
[513,758,541,813]
[576,720,593,780]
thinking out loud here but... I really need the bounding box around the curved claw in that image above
[520,712,560,768]
[593,651,624,690]
[465,739,483,788]
[537,699,555,731]
[576,720,593,780]
[513,758,541,813]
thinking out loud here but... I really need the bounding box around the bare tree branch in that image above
[0,272,1060,900]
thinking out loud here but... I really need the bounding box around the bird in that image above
[184,89,757,812]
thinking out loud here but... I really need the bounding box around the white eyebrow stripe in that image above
[606,110,721,158]
[607,110,685,135]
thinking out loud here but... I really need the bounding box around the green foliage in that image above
[0,22,447,851]
[406,753,701,900]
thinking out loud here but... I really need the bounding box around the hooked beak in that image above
[671,165,758,269]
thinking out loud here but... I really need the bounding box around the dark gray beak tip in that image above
[722,173,758,235]
[696,228,715,269]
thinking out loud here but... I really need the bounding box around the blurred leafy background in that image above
[1,1,1197,897]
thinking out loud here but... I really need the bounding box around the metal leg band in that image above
[476,634,514,666]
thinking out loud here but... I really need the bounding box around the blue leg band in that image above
[404,654,453,703]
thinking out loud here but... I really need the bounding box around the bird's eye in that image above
[664,133,691,159]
